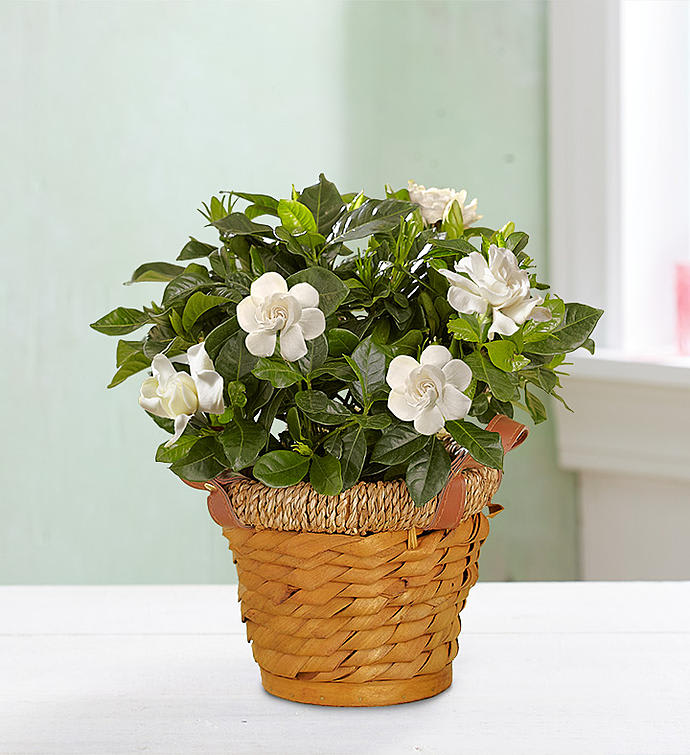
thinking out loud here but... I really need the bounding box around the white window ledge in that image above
[555,349,690,480]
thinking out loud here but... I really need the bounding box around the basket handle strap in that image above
[180,474,249,529]
[427,415,528,530]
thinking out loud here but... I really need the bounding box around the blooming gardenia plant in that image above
[92,175,602,505]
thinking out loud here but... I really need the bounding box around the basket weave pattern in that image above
[224,512,490,705]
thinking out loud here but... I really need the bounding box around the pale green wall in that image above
[0,0,577,584]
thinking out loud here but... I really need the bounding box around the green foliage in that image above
[94,174,602,505]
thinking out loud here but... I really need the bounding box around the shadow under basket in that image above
[188,415,527,707]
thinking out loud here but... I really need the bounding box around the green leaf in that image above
[181,292,230,331]
[441,199,464,239]
[215,331,259,380]
[524,303,603,355]
[277,199,317,235]
[126,262,186,284]
[310,359,357,382]
[339,425,367,490]
[328,328,359,357]
[298,174,345,234]
[90,307,148,336]
[371,422,428,465]
[581,338,596,354]
[286,406,302,441]
[116,339,143,367]
[155,435,199,464]
[253,450,310,487]
[287,267,349,316]
[177,237,217,260]
[107,351,150,388]
[506,231,529,254]
[245,203,280,220]
[219,419,268,471]
[525,387,548,424]
[205,318,239,359]
[146,412,174,433]
[354,414,391,430]
[329,198,416,243]
[162,264,213,308]
[465,350,519,402]
[294,390,353,425]
[348,337,386,406]
[486,340,517,372]
[309,453,343,496]
[232,191,279,209]
[211,213,274,237]
[169,437,226,482]
[251,358,302,388]
[426,237,477,256]
[405,436,451,506]
[448,314,482,343]
[446,420,504,470]
[297,335,328,374]
[390,330,423,357]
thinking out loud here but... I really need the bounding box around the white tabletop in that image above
[1,583,689,755]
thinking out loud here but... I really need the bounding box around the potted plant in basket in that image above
[92,175,602,706]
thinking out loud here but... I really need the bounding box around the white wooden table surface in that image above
[1,583,689,755]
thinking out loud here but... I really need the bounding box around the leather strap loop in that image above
[427,415,528,530]
[181,473,249,529]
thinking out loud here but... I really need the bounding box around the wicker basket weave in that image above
[189,415,527,707]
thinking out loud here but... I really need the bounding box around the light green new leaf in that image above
[405,436,451,506]
[486,340,517,372]
[277,199,317,235]
[90,307,148,336]
[445,420,504,470]
[253,450,310,487]
[441,199,464,239]
[309,453,343,496]
[155,435,199,464]
[448,314,482,343]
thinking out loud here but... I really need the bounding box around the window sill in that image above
[554,349,690,480]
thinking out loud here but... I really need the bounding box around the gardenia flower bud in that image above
[386,344,472,435]
[408,181,481,227]
[237,271,326,362]
[139,342,224,447]
[441,245,551,338]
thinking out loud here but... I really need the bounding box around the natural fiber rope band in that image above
[181,414,527,534]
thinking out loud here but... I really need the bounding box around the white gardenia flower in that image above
[139,342,224,447]
[237,271,326,362]
[386,344,472,435]
[440,245,551,338]
[408,180,481,227]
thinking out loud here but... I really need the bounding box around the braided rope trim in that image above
[219,464,500,535]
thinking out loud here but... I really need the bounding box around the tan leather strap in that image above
[181,474,249,529]
[427,415,528,530]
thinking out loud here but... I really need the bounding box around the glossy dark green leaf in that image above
[116,339,143,367]
[339,425,367,491]
[287,267,349,317]
[232,191,279,209]
[299,174,345,234]
[204,318,239,359]
[371,422,428,465]
[212,213,274,237]
[327,328,359,357]
[329,198,416,243]
[181,292,231,331]
[155,435,199,464]
[310,358,357,382]
[405,436,451,506]
[219,419,268,471]
[215,331,258,380]
[253,450,310,487]
[294,390,353,425]
[177,237,217,260]
[126,262,186,284]
[348,337,387,405]
[162,264,213,307]
[309,453,343,496]
[464,350,519,402]
[169,437,226,482]
[506,231,529,254]
[445,420,504,470]
[90,307,148,335]
[297,335,328,374]
[524,303,603,354]
[251,358,302,388]
[354,414,391,430]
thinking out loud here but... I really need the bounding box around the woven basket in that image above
[188,415,527,707]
